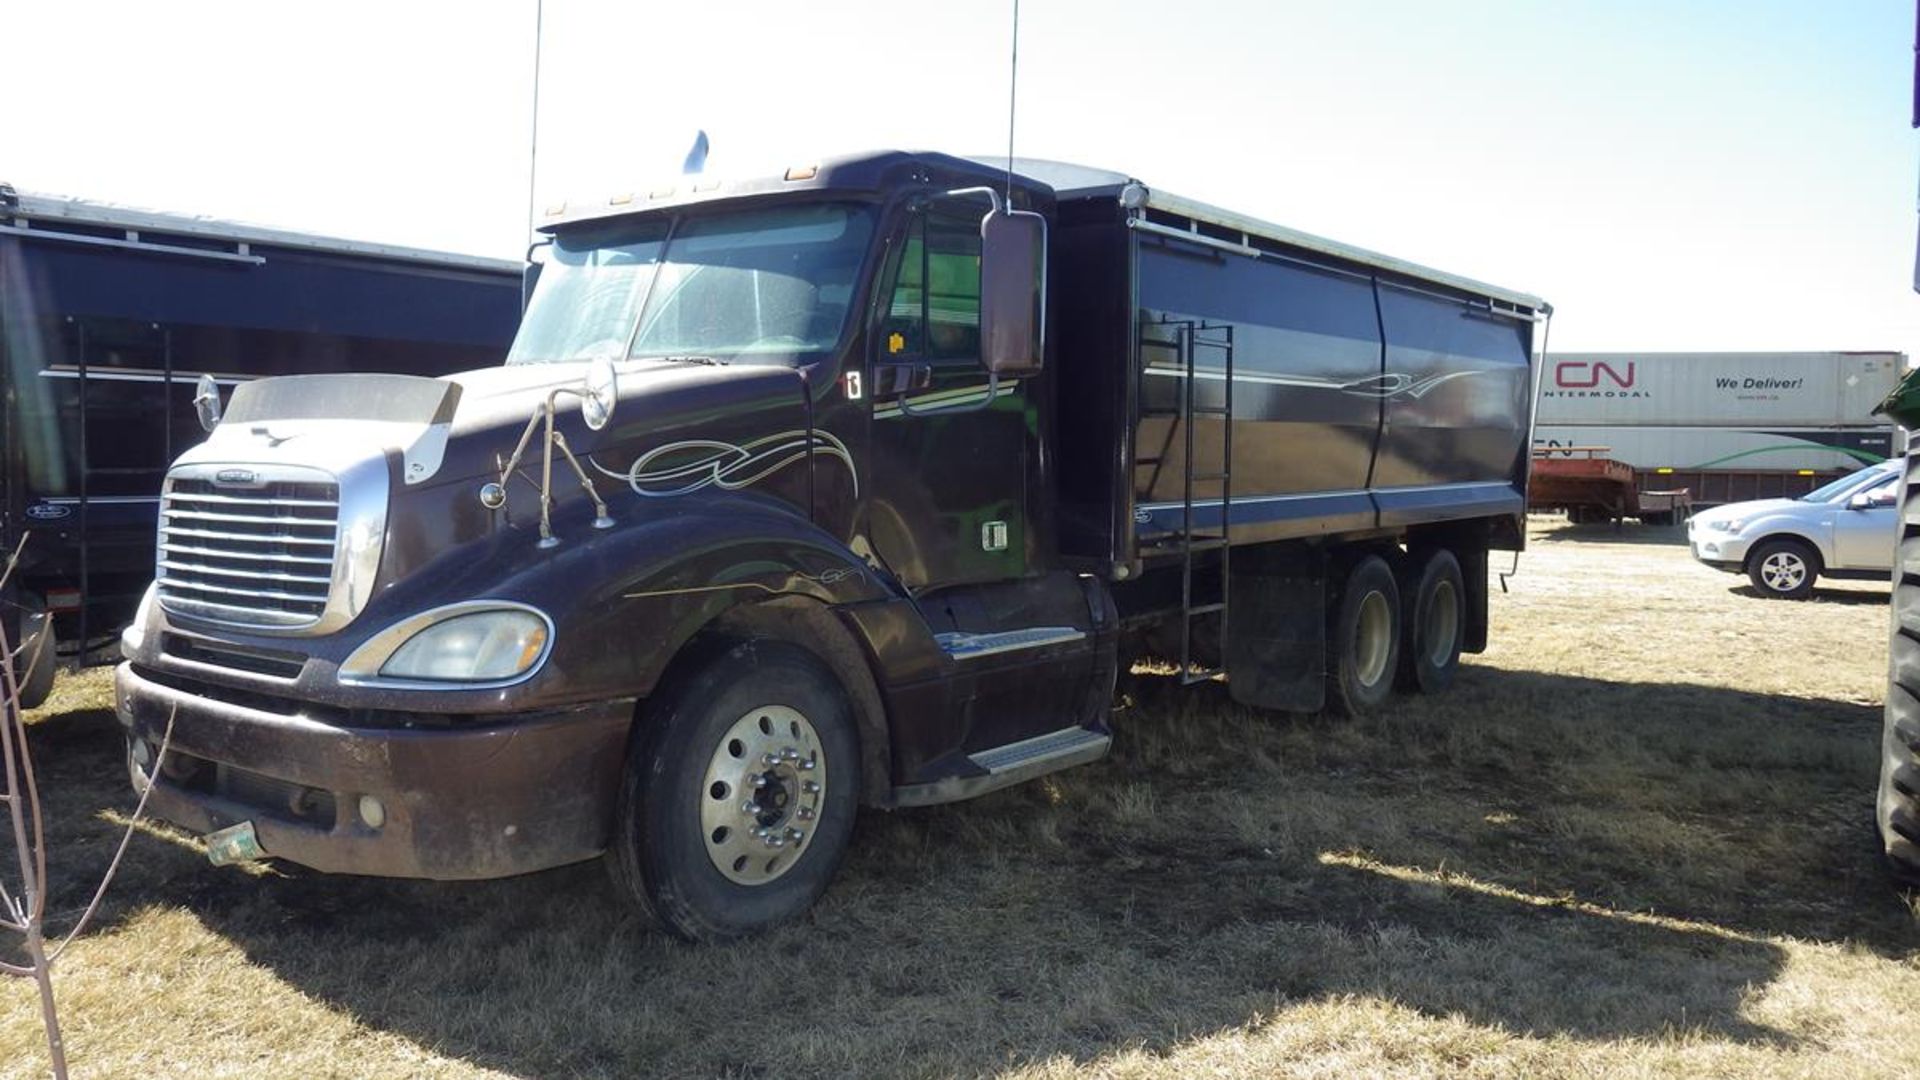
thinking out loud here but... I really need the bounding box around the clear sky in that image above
[5,0,1915,357]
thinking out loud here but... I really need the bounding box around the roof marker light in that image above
[784,164,819,181]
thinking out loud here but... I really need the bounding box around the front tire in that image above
[1746,538,1819,600]
[608,640,861,941]
[1328,555,1401,717]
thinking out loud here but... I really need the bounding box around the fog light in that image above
[358,795,387,830]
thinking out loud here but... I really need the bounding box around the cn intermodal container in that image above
[1533,351,1905,475]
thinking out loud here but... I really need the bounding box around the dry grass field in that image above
[5,519,1918,1079]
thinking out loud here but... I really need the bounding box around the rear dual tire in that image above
[1328,549,1465,717]
[1398,549,1465,695]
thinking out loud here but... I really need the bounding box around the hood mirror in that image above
[192,373,223,432]
[582,355,618,431]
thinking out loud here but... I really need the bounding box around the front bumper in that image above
[115,662,634,880]
[1687,526,1751,571]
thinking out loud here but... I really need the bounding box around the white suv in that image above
[1687,460,1902,599]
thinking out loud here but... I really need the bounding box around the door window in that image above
[881,209,981,364]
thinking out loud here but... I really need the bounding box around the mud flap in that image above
[1226,543,1326,712]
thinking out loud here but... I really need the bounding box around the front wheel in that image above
[1746,539,1819,600]
[608,640,861,941]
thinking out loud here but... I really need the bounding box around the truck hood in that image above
[184,360,811,492]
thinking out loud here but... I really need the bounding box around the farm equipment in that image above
[1528,446,1691,525]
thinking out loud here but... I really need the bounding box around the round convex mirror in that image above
[193,373,223,432]
[582,355,618,431]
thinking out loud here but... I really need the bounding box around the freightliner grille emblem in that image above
[214,469,259,485]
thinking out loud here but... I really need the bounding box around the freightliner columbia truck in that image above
[113,152,1549,940]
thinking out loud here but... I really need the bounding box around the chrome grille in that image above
[157,469,340,629]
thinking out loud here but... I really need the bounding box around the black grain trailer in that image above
[0,185,521,704]
[111,152,1548,939]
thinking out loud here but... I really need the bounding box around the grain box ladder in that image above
[1137,317,1235,683]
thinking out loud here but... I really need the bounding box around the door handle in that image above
[874,363,933,397]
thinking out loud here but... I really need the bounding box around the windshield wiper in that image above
[639,354,728,366]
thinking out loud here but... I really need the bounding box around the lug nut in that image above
[800,757,816,771]
[762,752,779,766]
[749,774,768,789]
[782,747,801,761]
[787,828,805,842]
[797,807,815,821]
[741,800,760,816]
[802,781,820,795]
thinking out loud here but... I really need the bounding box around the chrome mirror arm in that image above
[485,388,614,547]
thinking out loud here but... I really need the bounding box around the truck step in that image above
[935,626,1086,661]
[969,726,1112,776]
[891,726,1113,808]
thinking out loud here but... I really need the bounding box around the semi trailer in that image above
[0,185,522,705]
[112,151,1547,940]
[1534,351,1903,505]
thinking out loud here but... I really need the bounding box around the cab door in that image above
[866,201,1031,592]
[1831,471,1899,571]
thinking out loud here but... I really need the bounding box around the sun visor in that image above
[224,373,462,426]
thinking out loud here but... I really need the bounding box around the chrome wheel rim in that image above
[1425,579,1459,667]
[1355,591,1393,688]
[1760,551,1807,593]
[699,705,827,886]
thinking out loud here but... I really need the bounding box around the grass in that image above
[4,518,1917,1078]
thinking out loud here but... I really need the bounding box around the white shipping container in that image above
[1535,351,1903,429]
[1533,425,1901,474]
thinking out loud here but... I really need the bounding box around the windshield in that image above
[507,202,875,366]
[1798,463,1897,503]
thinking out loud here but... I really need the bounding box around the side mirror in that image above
[978,208,1046,377]
[581,355,618,431]
[193,373,223,432]
[1849,491,1891,510]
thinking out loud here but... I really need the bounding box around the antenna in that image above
[525,0,544,237]
[1005,0,1020,204]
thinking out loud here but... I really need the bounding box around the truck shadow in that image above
[16,664,1914,1077]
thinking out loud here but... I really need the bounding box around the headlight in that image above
[379,610,550,682]
[1707,518,1746,533]
[339,603,553,686]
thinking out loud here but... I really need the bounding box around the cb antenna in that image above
[1005,0,1020,205]
[525,0,544,237]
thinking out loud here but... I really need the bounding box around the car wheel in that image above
[1328,555,1400,717]
[607,639,861,941]
[1397,549,1464,695]
[1746,538,1820,600]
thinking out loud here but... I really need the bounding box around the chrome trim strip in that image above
[934,626,1087,660]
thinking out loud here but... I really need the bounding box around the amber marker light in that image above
[784,164,819,181]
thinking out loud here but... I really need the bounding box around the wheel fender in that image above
[1745,531,1826,573]
[428,500,898,712]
